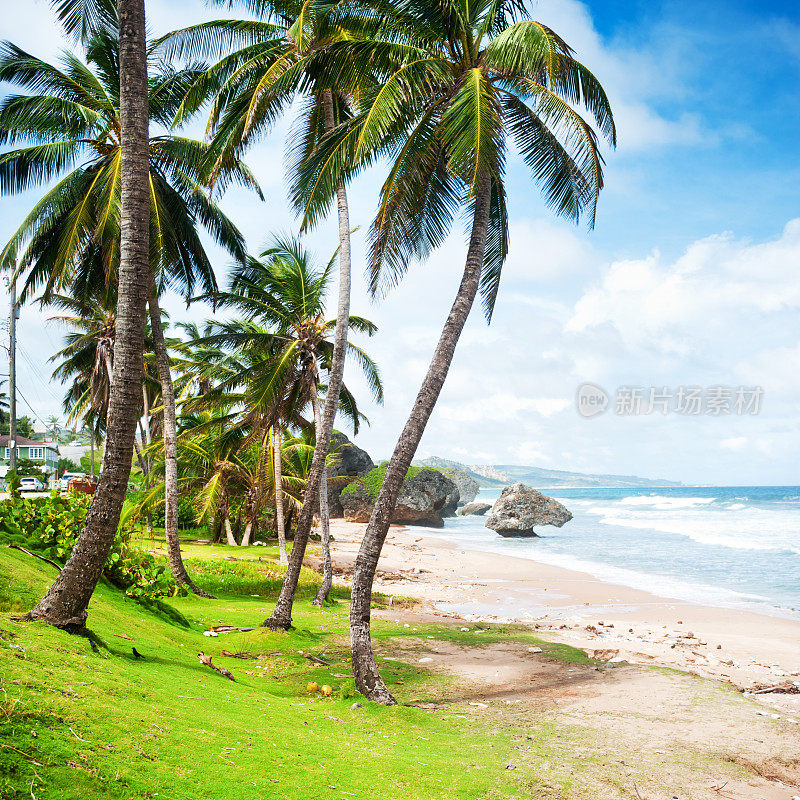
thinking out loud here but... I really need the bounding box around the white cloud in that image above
[567,220,800,358]
[529,0,719,152]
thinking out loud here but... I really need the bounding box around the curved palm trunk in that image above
[224,510,237,546]
[139,390,154,537]
[148,290,212,598]
[264,91,351,629]
[350,177,492,704]
[133,438,154,537]
[272,425,288,565]
[241,519,253,546]
[312,378,332,607]
[26,0,151,630]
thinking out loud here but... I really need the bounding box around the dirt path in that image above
[303,519,800,799]
[375,618,800,800]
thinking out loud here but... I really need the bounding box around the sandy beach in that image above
[318,518,800,711]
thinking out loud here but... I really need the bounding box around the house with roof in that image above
[0,434,60,487]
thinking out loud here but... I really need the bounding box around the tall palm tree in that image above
[0,20,256,597]
[297,0,615,701]
[25,0,153,630]
[200,234,382,568]
[157,0,379,621]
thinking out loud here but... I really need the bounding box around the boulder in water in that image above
[485,483,572,537]
[457,501,492,516]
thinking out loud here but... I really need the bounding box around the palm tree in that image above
[157,0,377,621]
[200,234,382,571]
[0,19,256,598]
[168,409,313,548]
[25,0,153,630]
[297,0,615,701]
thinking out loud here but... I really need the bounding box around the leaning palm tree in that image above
[0,20,256,599]
[295,0,615,701]
[199,234,382,572]
[157,0,379,615]
[25,0,152,630]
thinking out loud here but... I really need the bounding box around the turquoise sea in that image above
[423,486,800,619]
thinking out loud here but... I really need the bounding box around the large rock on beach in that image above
[485,483,572,537]
[341,467,459,527]
[441,468,480,507]
[326,432,375,518]
[457,501,492,516]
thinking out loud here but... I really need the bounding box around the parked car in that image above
[19,476,45,492]
[59,472,86,491]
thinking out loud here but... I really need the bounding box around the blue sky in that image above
[1,0,799,484]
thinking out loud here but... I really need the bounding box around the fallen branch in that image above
[7,545,62,572]
[209,626,255,635]
[304,654,333,666]
[197,652,235,681]
[219,650,258,660]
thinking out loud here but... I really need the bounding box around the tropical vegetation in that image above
[0,0,614,727]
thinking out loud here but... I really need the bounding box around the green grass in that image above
[0,546,598,800]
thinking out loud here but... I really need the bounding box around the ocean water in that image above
[422,486,800,620]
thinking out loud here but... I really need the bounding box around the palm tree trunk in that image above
[312,378,332,607]
[26,0,151,630]
[141,385,152,448]
[89,427,96,480]
[138,394,154,537]
[224,510,238,546]
[264,90,351,629]
[272,425,288,565]
[241,520,253,547]
[132,438,154,537]
[350,175,492,704]
[147,290,212,597]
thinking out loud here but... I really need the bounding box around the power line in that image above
[16,386,56,434]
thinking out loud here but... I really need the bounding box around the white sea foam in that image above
[417,525,790,616]
[617,495,716,509]
[439,486,800,618]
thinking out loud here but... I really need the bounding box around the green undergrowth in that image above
[0,546,597,800]
[341,465,427,499]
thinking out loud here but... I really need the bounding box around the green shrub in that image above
[340,465,425,499]
[0,493,181,601]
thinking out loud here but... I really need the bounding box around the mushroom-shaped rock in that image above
[485,483,572,537]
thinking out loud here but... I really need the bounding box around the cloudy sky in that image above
[1,0,799,485]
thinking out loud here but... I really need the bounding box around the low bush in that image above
[0,493,181,600]
[340,465,425,499]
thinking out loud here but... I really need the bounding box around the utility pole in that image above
[9,274,17,472]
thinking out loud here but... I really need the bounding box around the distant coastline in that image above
[411,454,681,489]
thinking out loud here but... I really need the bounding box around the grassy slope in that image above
[1,545,592,800]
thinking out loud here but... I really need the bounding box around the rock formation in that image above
[340,468,459,527]
[326,432,375,517]
[485,483,572,537]
[440,468,480,507]
[457,501,492,516]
